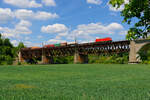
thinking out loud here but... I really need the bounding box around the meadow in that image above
[0,64,150,100]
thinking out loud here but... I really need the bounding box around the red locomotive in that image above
[95,37,112,42]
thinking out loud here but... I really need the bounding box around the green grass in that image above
[0,64,150,100]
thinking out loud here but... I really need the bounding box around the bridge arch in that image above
[129,39,150,63]
[138,43,150,61]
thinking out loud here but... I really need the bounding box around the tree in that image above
[0,33,15,65]
[17,42,25,50]
[109,0,150,40]
[0,34,2,45]
[3,38,13,47]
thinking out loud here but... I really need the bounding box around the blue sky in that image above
[0,0,131,47]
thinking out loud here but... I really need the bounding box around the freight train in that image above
[28,37,112,50]
[43,37,112,48]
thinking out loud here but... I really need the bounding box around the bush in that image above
[53,56,74,64]
[18,62,22,65]
[88,53,129,64]
[6,56,13,65]
[0,34,17,65]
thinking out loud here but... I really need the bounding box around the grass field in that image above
[0,64,150,100]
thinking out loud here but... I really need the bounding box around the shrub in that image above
[88,53,129,64]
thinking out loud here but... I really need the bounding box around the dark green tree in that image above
[109,0,150,40]
[3,38,13,47]
[17,42,25,50]
[0,34,15,65]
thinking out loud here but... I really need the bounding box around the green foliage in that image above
[89,53,129,64]
[0,33,26,65]
[109,0,124,8]
[53,56,74,64]
[0,34,16,65]
[126,28,143,40]
[109,0,150,40]
[18,62,22,65]
[0,65,150,99]
[17,42,25,50]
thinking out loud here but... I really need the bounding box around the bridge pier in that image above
[41,48,54,64]
[129,40,150,63]
[42,55,54,64]
[129,41,139,63]
[74,52,88,64]
[42,55,49,64]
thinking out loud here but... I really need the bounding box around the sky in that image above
[0,0,132,47]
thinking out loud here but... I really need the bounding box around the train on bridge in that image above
[20,37,131,64]
[31,37,113,49]
[44,37,112,48]
[20,38,150,64]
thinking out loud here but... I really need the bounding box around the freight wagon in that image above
[44,42,68,48]
[31,47,41,50]
[44,44,55,48]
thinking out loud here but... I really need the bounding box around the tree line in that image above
[0,34,25,65]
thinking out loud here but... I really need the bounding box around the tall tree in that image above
[109,0,150,40]
[17,42,25,50]
[0,33,15,64]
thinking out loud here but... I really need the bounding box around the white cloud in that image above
[15,9,59,20]
[41,24,69,44]
[42,22,125,43]
[41,24,69,35]
[24,41,32,46]
[24,36,30,40]
[0,20,32,38]
[16,20,32,27]
[42,0,56,6]
[15,9,33,20]
[72,22,123,35]
[67,22,124,42]
[0,27,16,38]
[107,23,123,31]
[0,8,58,23]
[11,40,18,46]
[47,39,66,44]
[87,0,102,5]
[14,20,32,34]
[0,8,14,23]
[4,0,42,8]
[119,30,127,35]
[37,35,43,39]
[34,11,58,20]
[15,26,32,35]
